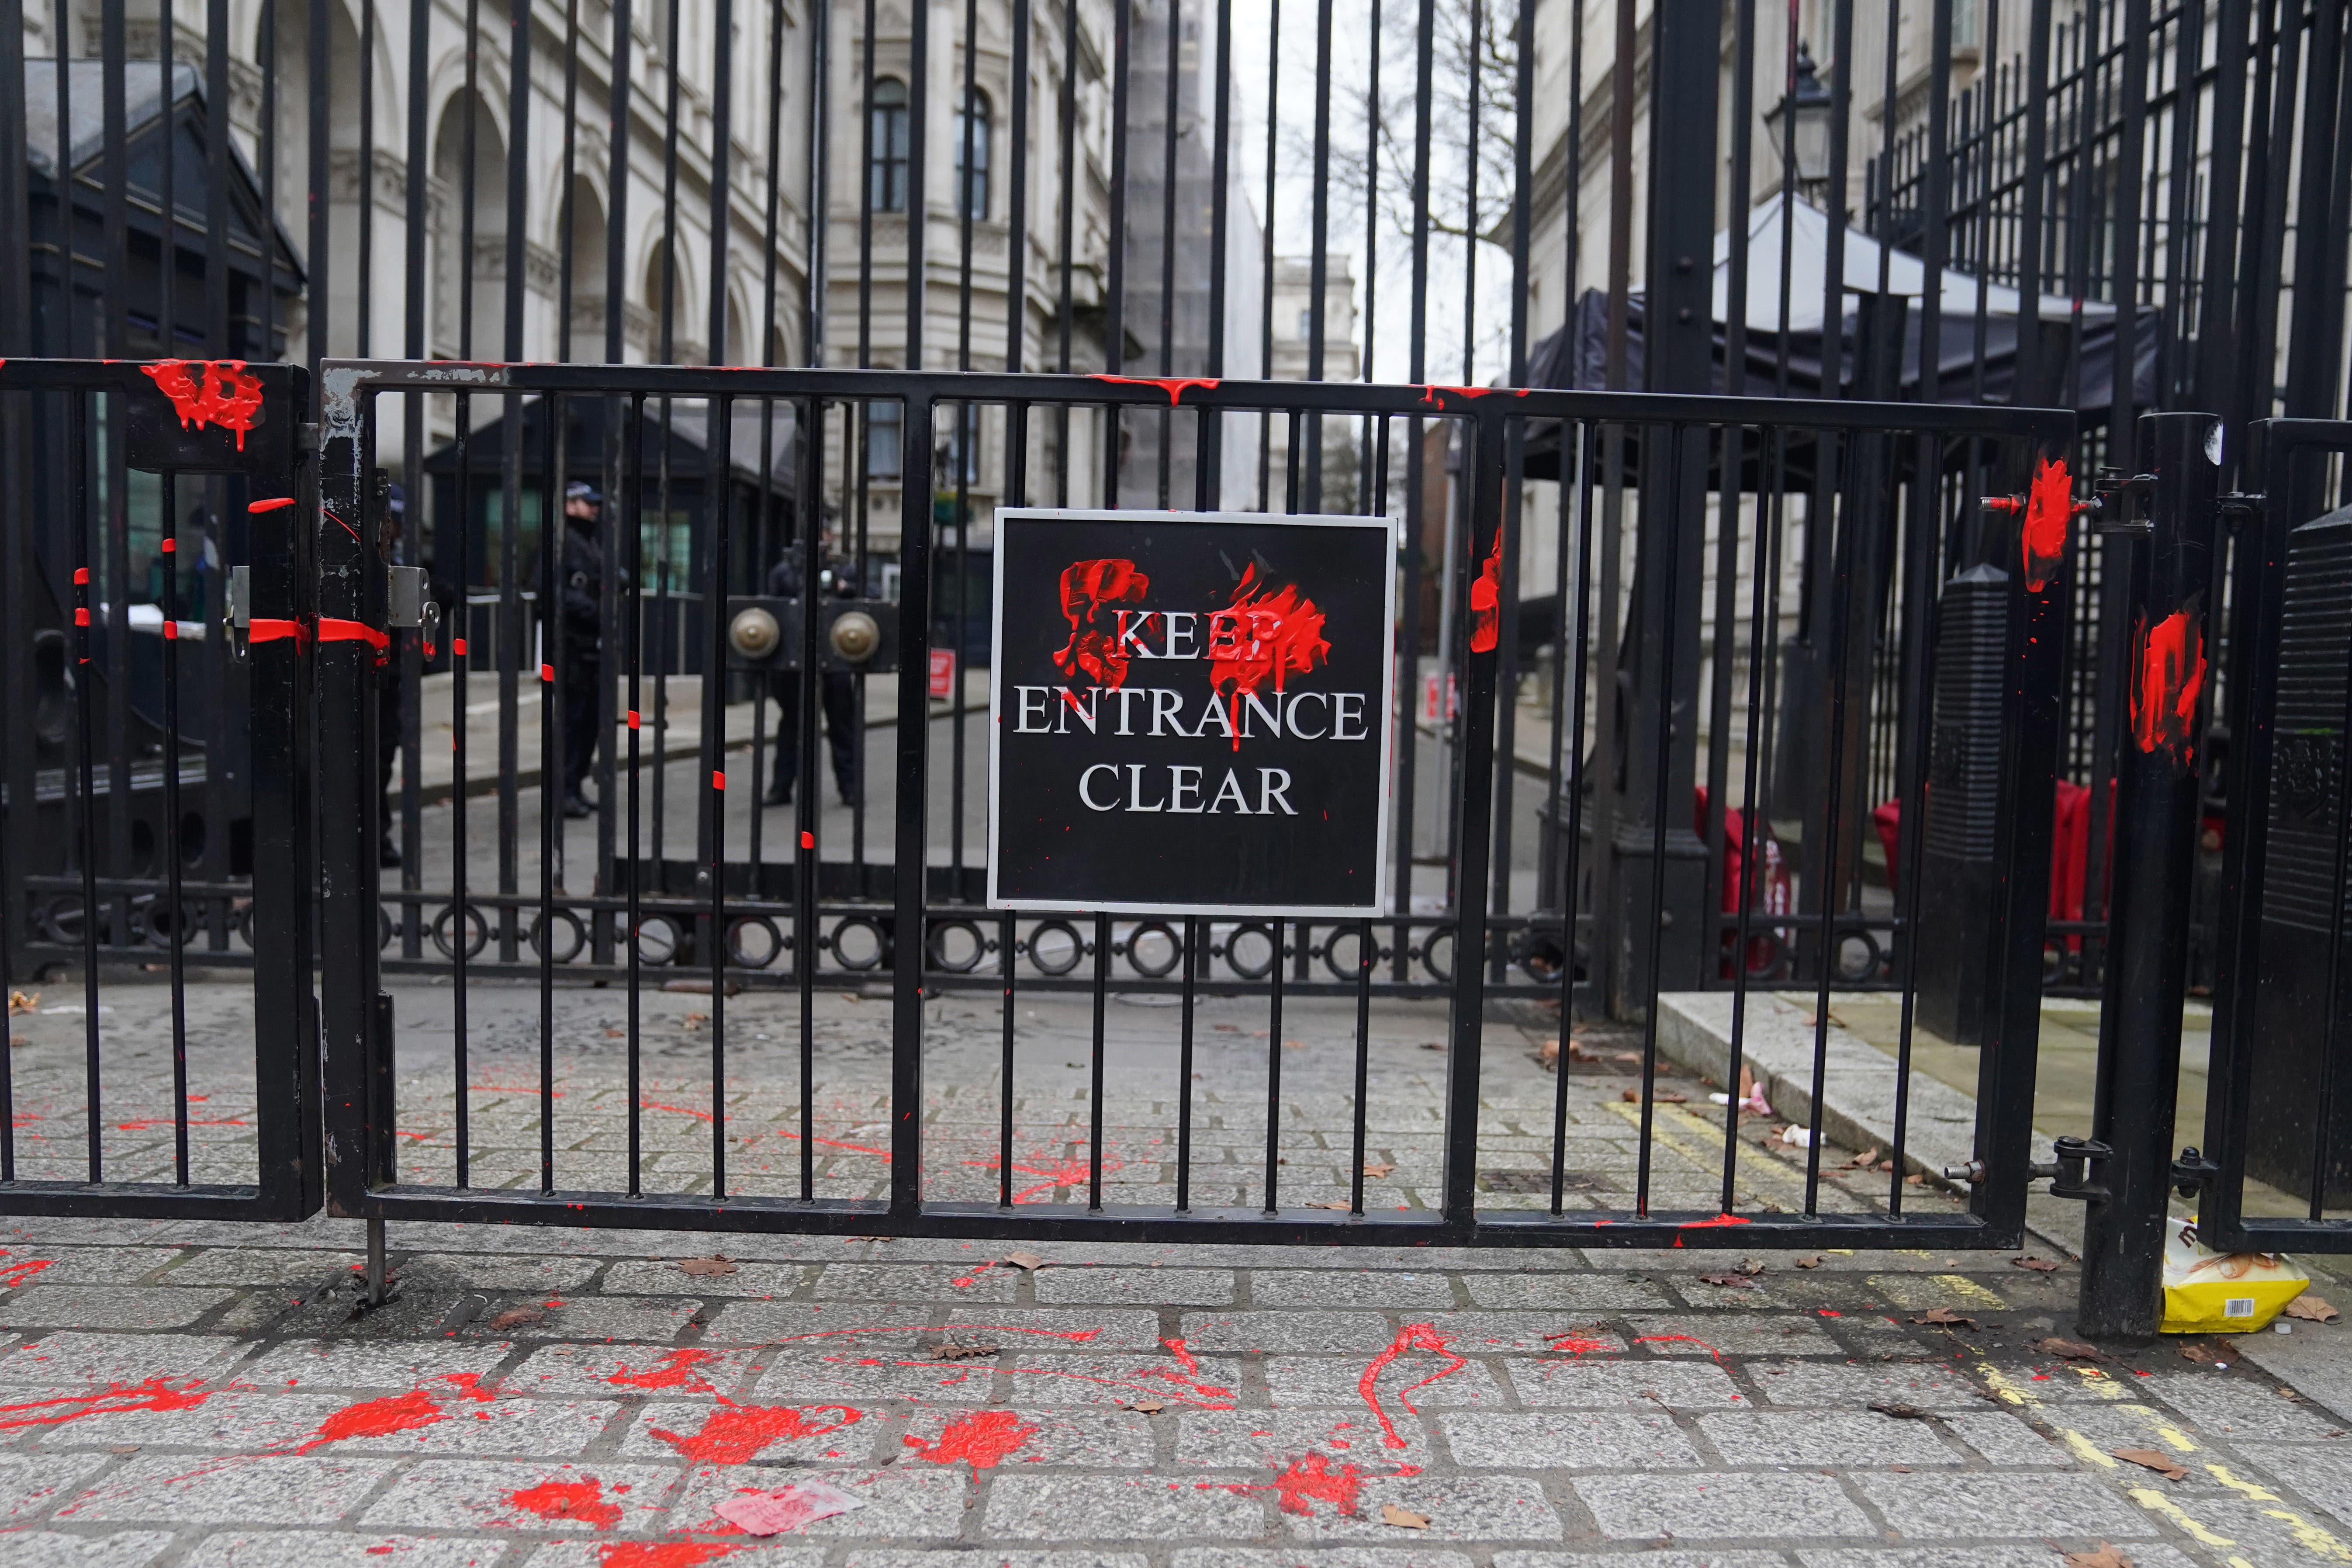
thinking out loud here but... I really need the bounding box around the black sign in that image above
[988,508,1397,915]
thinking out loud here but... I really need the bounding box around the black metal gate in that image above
[308,355,2077,1249]
[2196,418,2352,1255]
[0,356,319,1218]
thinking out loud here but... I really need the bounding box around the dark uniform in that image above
[556,487,605,816]
[765,550,860,806]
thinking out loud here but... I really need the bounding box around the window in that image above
[868,78,910,212]
[866,401,903,480]
[955,88,991,219]
[939,402,982,484]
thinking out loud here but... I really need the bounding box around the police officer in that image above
[764,529,861,807]
[556,480,605,819]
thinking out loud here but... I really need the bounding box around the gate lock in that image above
[724,595,900,674]
[386,565,441,653]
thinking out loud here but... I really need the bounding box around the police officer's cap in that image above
[566,481,602,505]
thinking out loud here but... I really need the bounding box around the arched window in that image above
[868,78,910,212]
[955,88,991,220]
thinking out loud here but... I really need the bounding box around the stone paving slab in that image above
[2,986,2350,1565]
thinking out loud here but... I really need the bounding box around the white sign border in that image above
[985,506,1400,919]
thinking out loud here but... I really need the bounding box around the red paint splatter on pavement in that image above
[607,1349,725,1394]
[637,1100,710,1122]
[1633,1333,1725,1361]
[1271,1451,1364,1515]
[2129,604,2207,764]
[598,1545,740,1568]
[1541,1334,1614,1357]
[902,1408,1038,1469]
[0,1252,52,1289]
[647,1399,861,1466]
[1357,1323,1466,1450]
[766,1128,892,1161]
[113,1116,248,1132]
[508,1479,623,1530]
[0,1378,210,1433]
[141,359,266,449]
[1053,559,1152,689]
[296,1374,493,1452]
[1468,526,1505,653]
[2019,455,2074,594]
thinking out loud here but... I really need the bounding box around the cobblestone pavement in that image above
[2,983,2350,1565]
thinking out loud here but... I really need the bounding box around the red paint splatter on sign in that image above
[2019,455,2074,594]
[902,1408,1038,1468]
[2128,605,2207,764]
[1357,1322,1466,1449]
[507,1479,623,1530]
[1271,1451,1364,1515]
[1204,564,1330,750]
[1468,526,1505,653]
[647,1398,861,1466]
[140,360,266,450]
[1054,559,1152,689]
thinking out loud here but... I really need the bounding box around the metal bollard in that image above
[2077,412,2223,1341]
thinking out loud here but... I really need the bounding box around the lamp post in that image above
[1766,43,1835,196]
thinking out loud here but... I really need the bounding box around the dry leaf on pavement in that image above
[1696,1274,1757,1289]
[931,1340,998,1361]
[1735,1258,1765,1276]
[2112,1447,2187,1481]
[678,1255,737,1277]
[1003,1251,1046,1271]
[1795,1255,1824,1269]
[1380,1504,1430,1530]
[2062,1545,2133,1568]
[2011,1255,2061,1272]
[2285,1294,2341,1323]
[1869,1401,1929,1420]
[1912,1308,1976,1328]
[1363,1162,1395,1178]
[1844,1147,1881,1169]
[488,1307,546,1330]
[2178,1340,2224,1364]
[1621,1088,1689,1104]
[1123,1398,1166,1414]
[2037,1337,2110,1361]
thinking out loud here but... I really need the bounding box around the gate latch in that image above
[2033,1135,2112,1201]
[227,564,252,631]
[2089,468,2156,535]
[386,566,429,628]
[2173,1144,2220,1198]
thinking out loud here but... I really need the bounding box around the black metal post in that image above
[2079,412,2223,1341]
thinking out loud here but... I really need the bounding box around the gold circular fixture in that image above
[828,609,881,663]
[728,606,781,660]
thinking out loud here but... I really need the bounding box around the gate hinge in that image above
[2173,1144,2221,1198]
[2032,1135,2113,1201]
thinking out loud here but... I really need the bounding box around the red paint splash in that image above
[1541,1334,1615,1357]
[0,1252,52,1289]
[114,1116,248,1132]
[1206,564,1330,750]
[1633,1333,1725,1362]
[607,1349,724,1394]
[1271,1451,1364,1516]
[1419,384,1529,406]
[598,1545,739,1568]
[1092,374,1221,405]
[901,1408,1038,1469]
[1468,525,1505,653]
[508,1478,623,1530]
[0,1377,211,1433]
[1671,1213,1753,1246]
[647,1399,861,1465]
[296,1373,493,1452]
[1053,559,1151,689]
[2019,455,2074,595]
[2128,605,2207,764]
[140,359,265,450]
[1357,1322,1466,1449]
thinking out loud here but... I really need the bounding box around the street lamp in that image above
[1766,43,1835,193]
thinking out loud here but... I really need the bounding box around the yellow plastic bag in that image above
[2161,1214,2310,1334]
